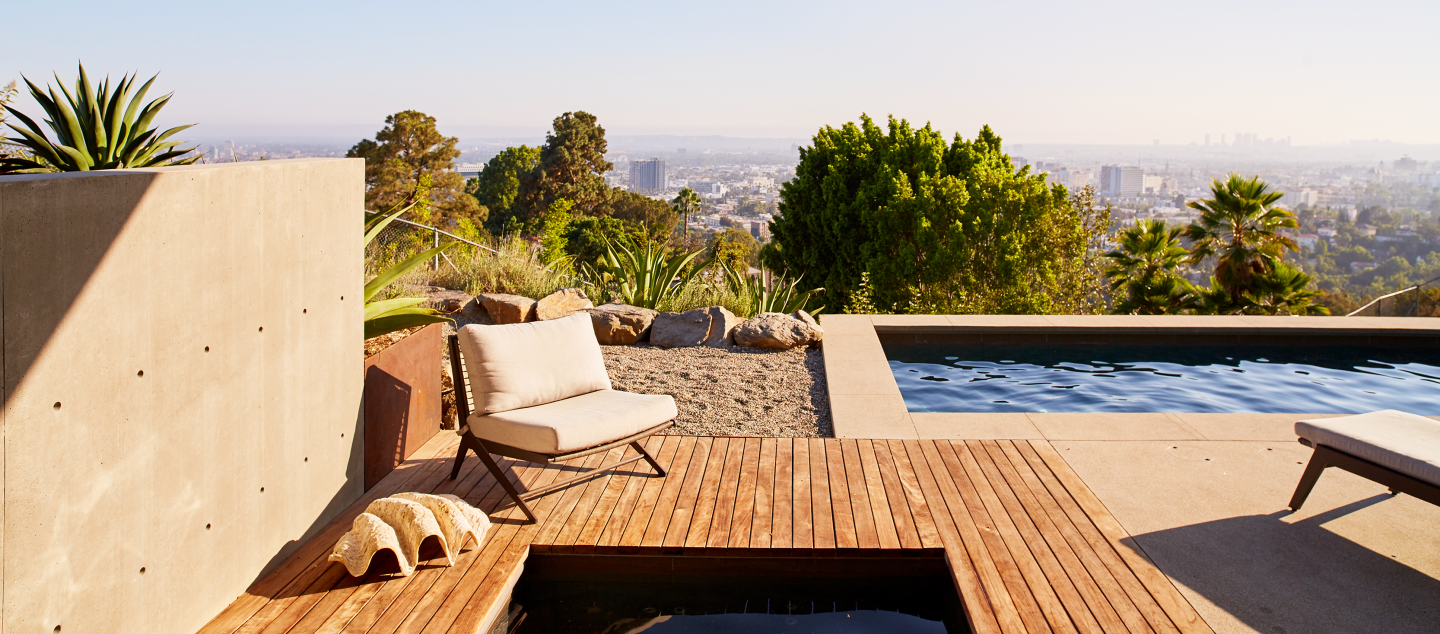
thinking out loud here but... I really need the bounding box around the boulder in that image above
[477,293,536,324]
[535,287,595,321]
[587,303,659,345]
[422,290,484,320]
[650,306,740,348]
[733,311,825,350]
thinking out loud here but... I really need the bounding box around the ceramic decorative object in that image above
[329,493,491,577]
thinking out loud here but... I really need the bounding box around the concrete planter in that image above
[363,323,443,489]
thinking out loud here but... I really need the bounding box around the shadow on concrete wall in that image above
[1125,495,1440,634]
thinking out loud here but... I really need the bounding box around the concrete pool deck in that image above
[820,314,1440,633]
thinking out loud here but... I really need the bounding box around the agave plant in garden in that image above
[0,63,200,174]
[591,240,709,310]
[721,262,826,316]
[364,204,457,339]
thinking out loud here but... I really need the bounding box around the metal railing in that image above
[1346,274,1440,317]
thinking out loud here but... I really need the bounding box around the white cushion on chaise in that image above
[1295,410,1440,485]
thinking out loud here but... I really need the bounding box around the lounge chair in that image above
[447,313,675,523]
[1289,410,1440,511]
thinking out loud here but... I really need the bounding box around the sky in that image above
[6,0,1439,146]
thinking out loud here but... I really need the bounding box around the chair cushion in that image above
[1295,410,1440,486]
[468,389,677,455]
[457,313,611,414]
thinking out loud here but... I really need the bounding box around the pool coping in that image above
[819,314,1440,440]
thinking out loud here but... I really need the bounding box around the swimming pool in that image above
[885,342,1440,414]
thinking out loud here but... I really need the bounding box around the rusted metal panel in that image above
[363,323,442,490]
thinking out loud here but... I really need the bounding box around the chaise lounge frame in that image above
[446,334,670,524]
[1289,438,1440,511]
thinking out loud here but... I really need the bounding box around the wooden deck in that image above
[200,433,1212,634]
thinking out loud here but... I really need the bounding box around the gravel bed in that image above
[603,344,832,438]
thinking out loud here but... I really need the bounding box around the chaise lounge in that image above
[447,313,676,523]
[1289,409,1440,511]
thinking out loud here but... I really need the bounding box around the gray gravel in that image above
[603,344,833,438]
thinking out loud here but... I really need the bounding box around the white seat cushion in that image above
[1295,410,1440,486]
[468,389,677,455]
[457,313,611,414]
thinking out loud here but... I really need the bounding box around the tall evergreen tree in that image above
[472,145,541,234]
[515,111,613,227]
[348,110,480,226]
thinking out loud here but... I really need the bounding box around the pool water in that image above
[885,343,1440,414]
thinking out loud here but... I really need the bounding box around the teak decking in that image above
[200,433,1211,634]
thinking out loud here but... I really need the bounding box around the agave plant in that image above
[364,204,457,339]
[593,240,709,310]
[720,262,826,316]
[0,63,199,174]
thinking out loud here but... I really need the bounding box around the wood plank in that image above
[640,436,700,549]
[898,440,1013,634]
[616,437,682,551]
[661,437,715,549]
[727,439,762,548]
[569,445,640,554]
[886,439,941,549]
[791,438,813,549]
[249,563,352,634]
[770,438,794,550]
[594,436,668,553]
[973,441,1131,634]
[954,441,1092,634]
[207,433,461,634]
[704,437,748,549]
[873,439,923,549]
[857,440,902,550]
[809,438,836,549]
[680,437,731,549]
[534,449,622,547]
[1025,441,1212,634]
[842,439,881,549]
[548,447,629,552]
[826,439,859,549]
[749,438,777,548]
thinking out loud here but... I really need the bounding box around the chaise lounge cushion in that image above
[468,389,678,455]
[456,314,612,414]
[1295,410,1440,486]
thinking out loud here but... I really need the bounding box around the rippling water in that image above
[886,343,1440,413]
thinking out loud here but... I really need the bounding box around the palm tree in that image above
[1103,219,1194,314]
[670,187,701,242]
[1244,261,1329,315]
[1183,174,1298,304]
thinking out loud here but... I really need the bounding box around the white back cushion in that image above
[456,313,612,414]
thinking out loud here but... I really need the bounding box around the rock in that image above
[734,311,825,350]
[651,306,740,348]
[534,287,594,321]
[422,290,484,319]
[477,293,536,324]
[700,306,741,348]
[587,303,659,345]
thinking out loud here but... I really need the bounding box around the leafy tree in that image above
[707,228,758,271]
[1183,174,1297,304]
[565,215,640,270]
[1104,220,1194,314]
[609,190,678,241]
[473,145,541,234]
[515,111,613,225]
[539,199,573,267]
[764,115,1107,314]
[348,110,480,226]
[671,187,702,240]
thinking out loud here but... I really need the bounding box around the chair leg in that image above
[450,435,472,481]
[1289,447,1330,511]
[474,441,538,524]
[631,440,667,477]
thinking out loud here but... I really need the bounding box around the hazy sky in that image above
[6,0,1438,145]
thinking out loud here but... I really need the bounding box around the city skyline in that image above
[5,0,1438,146]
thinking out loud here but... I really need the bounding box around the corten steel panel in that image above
[0,159,364,634]
[363,323,442,490]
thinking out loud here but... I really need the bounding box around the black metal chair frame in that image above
[1289,438,1440,511]
[447,334,670,523]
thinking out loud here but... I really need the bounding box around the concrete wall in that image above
[0,159,364,634]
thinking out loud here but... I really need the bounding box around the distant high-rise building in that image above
[1099,165,1143,197]
[1205,133,1211,146]
[629,158,667,192]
